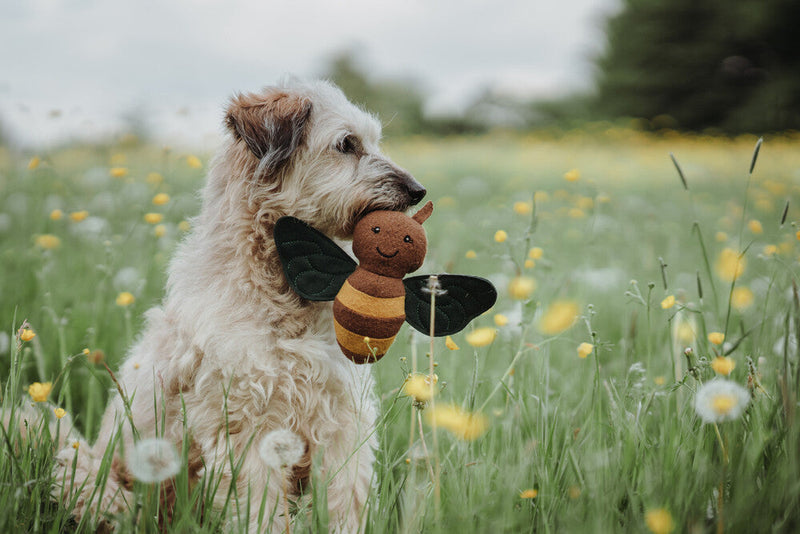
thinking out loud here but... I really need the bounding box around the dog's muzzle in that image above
[393,169,426,206]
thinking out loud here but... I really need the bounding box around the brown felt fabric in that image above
[347,267,406,298]
[334,319,396,363]
[352,210,428,278]
[333,299,405,338]
[335,280,405,318]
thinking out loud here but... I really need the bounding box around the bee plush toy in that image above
[274,201,497,363]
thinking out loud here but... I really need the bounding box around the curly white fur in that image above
[52,79,424,532]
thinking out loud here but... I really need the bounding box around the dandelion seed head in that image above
[694,379,750,423]
[258,429,305,470]
[127,438,181,483]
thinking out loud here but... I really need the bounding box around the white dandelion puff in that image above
[127,438,181,483]
[258,429,305,470]
[694,379,750,424]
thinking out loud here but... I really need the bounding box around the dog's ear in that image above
[225,89,312,172]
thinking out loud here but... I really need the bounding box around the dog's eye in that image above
[403,235,413,243]
[372,226,380,234]
[337,135,362,155]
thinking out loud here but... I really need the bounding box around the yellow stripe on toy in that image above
[334,319,397,363]
[335,280,405,318]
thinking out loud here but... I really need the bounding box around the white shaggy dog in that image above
[52,80,426,532]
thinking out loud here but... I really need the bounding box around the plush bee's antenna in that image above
[411,201,434,224]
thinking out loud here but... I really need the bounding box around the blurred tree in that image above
[593,0,800,132]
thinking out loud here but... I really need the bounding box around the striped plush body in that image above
[333,267,406,363]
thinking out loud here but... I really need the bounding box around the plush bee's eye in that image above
[372,226,380,234]
[404,235,413,243]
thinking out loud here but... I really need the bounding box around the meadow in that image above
[1,129,799,532]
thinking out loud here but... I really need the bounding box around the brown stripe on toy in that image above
[335,280,405,317]
[334,319,396,361]
[333,299,405,338]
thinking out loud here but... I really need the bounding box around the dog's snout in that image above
[395,170,426,206]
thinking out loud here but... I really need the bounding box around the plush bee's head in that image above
[352,201,433,278]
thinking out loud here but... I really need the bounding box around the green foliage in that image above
[593,0,800,132]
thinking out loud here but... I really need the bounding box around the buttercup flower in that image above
[127,438,181,483]
[660,295,675,309]
[513,201,532,215]
[645,508,674,534]
[524,259,535,269]
[465,250,477,259]
[445,336,459,350]
[69,210,89,222]
[54,408,66,419]
[35,234,61,250]
[152,193,170,205]
[715,248,746,281]
[146,172,164,185]
[494,314,509,327]
[577,342,594,359]
[564,169,580,182]
[748,219,763,234]
[28,156,41,170]
[508,276,536,300]
[528,247,543,259]
[154,224,167,238]
[708,332,725,345]
[28,382,52,402]
[711,356,735,376]
[403,373,437,403]
[144,213,163,224]
[538,300,579,335]
[178,221,191,232]
[49,209,63,221]
[116,292,135,306]
[731,286,754,310]
[186,155,203,169]
[426,403,488,440]
[694,379,750,423]
[494,230,508,243]
[258,429,305,470]
[20,329,36,342]
[465,327,497,347]
[109,167,129,178]
[519,489,538,499]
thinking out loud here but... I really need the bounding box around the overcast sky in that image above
[1,0,617,149]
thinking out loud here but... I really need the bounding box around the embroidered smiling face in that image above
[352,209,428,278]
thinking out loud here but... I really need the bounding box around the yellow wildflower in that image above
[445,336,459,350]
[425,403,488,440]
[644,508,674,534]
[564,169,580,182]
[528,247,543,259]
[519,489,538,499]
[54,408,66,419]
[731,286,754,310]
[28,382,52,402]
[35,234,61,250]
[69,210,88,222]
[49,209,63,221]
[466,327,497,347]
[465,250,477,259]
[494,230,508,243]
[508,276,536,300]
[109,167,129,178]
[403,373,437,402]
[152,193,170,206]
[524,259,535,269]
[748,219,763,235]
[708,332,725,345]
[154,224,167,238]
[538,300,579,335]
[28,156,41,170]
[20,329,36,342]
[494,314,509,327]
[186,155,202,169]
[116,292,135,306]
[577,342,594,359]
[72,441,79,450]
[654,376,666,386]
[144,213,163,224]
[763,244,778,256]
[146,172,164,185]
[715,231,728,242]
[796,230,800,241]
[178,220,191,232]
[576,196,594,210]
[660,295,676,309]
[715,247,746,281]
[82,348,90,355]
[513,201,532,215]
[711,356,736,376]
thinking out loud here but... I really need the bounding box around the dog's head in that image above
[224,80,426,238]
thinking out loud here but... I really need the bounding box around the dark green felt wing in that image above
[274,216,357,301]
[403,274,497,336]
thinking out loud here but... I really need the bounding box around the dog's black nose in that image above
[395,170,426,205]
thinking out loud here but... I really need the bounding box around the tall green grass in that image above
[1,131,799,532]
